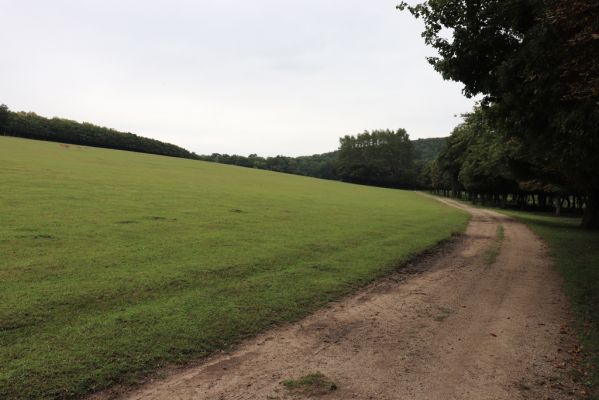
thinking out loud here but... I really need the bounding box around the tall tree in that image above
[399,0,599,228]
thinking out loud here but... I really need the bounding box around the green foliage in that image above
[0,104,8,133]
[399,0,599,227]
[432,107,520,196]
[0,136,468,399]
[336,129,416,188]
[454,109,519,195]
[199,137,446,186]
[2,101,452,193]
[282,372,337,393]
[413,137,448,188]
[3,107,198,159]
[435,117,476,195]
[425,105,591,221]
[3,103,448,189]
[426,159,449,191]
[412,137,447,163]
[398,0,537,99]
[198,151,339,180]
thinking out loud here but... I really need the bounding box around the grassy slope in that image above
[0,137,469,399]
[500,210,599,395]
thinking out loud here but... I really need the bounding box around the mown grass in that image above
[501,210,599,396]
[483,224,504,266]
[0,137,469,399]
[282,372,337,394]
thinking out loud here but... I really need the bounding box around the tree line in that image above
[198,133,444,188]
[423,106,588,217]
[0,105,199,159]
[399,0,599,228]
[1,104,445,187]
[197,152,339,180]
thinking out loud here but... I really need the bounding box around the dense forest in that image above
[0,105,198,159]
[399,0,599,228]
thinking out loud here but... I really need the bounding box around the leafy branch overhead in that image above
[399,0,599,228]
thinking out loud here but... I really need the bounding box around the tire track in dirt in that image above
[97,197,583,400]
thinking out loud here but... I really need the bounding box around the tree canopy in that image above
[336,129,416,188]
[399,0,599,228]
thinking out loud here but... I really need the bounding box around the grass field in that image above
[0,137,469,399]
[501,210,599,396]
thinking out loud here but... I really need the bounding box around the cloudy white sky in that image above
[1,0,474,156]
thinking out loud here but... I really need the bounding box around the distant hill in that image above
[412,137,447,163]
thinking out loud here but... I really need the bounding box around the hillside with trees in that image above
[1,103,446,186]
[0,105,198,159]
[199,135,445,188]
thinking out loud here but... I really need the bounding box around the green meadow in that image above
[0,137,468,399]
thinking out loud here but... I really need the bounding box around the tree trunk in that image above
[582,189,599,229]
[539,193,546,210]
[555,196,561,217]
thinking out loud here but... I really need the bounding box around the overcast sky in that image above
[1,0,474,156]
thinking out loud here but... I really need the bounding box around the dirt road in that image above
[109,198,582,400]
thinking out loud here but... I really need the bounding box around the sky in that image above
[1,0,475,156]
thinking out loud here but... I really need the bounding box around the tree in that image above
[434,107,520,201]
[437,119,474,198]
[412,137,447,163]
[399,0,599,228]
[336,129,416,188]
[0,104,9,134]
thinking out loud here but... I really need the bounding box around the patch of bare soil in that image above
[97,197,587,400]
